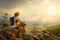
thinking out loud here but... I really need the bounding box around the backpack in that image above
[10,17,14,26]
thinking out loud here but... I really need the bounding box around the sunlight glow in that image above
[46,5,56,14]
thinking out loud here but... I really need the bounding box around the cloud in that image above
[0,0,43,9]
[0,0,26,9]
[0,0,60,23]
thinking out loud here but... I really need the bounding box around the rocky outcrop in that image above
[0,27,60,40]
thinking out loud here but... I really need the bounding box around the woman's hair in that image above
[14,11,19,16]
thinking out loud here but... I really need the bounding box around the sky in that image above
[0,0,60,24]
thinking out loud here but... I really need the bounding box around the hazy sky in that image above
[0,0,60,23]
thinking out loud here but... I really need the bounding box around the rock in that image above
[0,26,60,40]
